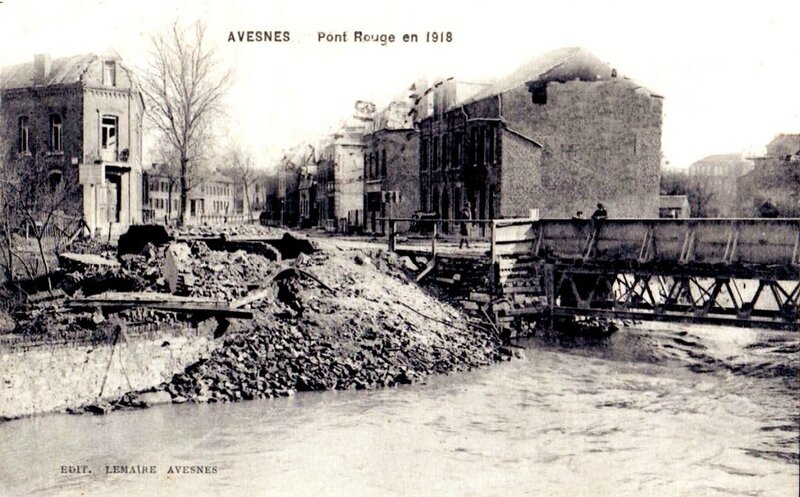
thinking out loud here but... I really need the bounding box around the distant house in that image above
[736,134,800,217]
[142,167,234,225]
[1,53,145,238]
[687,153,753,217]
[659,195,690,218]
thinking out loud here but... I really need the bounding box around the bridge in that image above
[489,218,800,331]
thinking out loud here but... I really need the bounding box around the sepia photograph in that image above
[0,0,798,496]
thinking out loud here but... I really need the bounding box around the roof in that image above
[0,53,112,90]
[764,134,800,157]
[461,46,659,105]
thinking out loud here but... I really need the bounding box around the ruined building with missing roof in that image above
[417,47,663,230]
[1,53,145,238]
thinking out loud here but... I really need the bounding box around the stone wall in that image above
[502,80,662,218]
[0,322,219,420]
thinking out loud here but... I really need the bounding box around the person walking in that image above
[459,202,472,249]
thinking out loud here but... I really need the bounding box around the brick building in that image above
[417,47,662,229]
[363,100,419,233]
[688,153,753,216]
[1,53,145,237]
[736,134,800,217]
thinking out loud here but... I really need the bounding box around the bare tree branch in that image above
[139,19,234,226]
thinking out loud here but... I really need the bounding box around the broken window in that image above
[18,116,29,153]
[50,114,62,152]
[101,115,118,151]
[103,61,116,86]
[530,84,547,105]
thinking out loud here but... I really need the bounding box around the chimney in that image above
[33,54,51,85]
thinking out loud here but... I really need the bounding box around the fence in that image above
[383,217,496,254]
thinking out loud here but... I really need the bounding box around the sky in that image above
[1,0,799,170]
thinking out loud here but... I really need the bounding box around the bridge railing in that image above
[491,218,800,270]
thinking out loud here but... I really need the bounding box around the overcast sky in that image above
[2,0,799,170]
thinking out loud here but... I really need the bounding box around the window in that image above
[486,127,495,164]
[452,132,462,167]
[48,170,62,192]
[18,116,29,153]
[469,128,478,165]
[381,150,387,177]
[50,115,62,152]
[103,61,116,86]
[442,135,449,168]
[363,154,368,178]
[420,138,428,170]
[101,116,118,150]
[477,128,485,167]
[432,136,439,169]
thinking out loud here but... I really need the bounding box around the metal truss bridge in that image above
[490,218,800,331]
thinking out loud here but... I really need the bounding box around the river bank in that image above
[0,227,511,419]
[1,323,796,497]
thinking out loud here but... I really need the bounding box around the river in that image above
[1,323,797,497]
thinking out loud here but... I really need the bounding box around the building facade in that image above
[142,168,234,225]
[317,111,372,232]
[687,153,753,217]
[417,47,662,229]
[362,127,419,233]
[736,134,800,217]
[1,53,145,238]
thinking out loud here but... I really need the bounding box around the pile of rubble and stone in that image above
[164,249,512,403]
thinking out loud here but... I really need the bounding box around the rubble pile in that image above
[165,241,278,299]
[170,223,284,239]
[164,249,510,402]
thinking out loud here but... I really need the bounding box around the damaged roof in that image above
[463,46,661,105]
[0,52,118,90]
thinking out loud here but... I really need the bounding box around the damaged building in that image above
[362,98,420,234]
[417,47,663,227]
[0,53,145,238]
[317,105,373,232]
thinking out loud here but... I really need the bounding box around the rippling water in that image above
[1,323,797,497]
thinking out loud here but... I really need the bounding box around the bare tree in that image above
[139,20,234,226]
[660,170,717,218]
[0,135,83,287]
[223,144,258,221]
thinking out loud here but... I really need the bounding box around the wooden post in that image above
[388,219,397,252]
[490,220,497,264]
[431,221,437,259]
